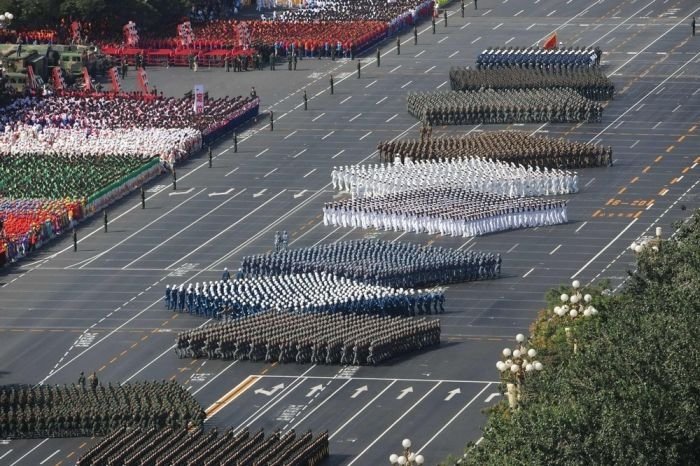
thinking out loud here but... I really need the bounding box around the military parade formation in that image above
[332,157,579,198]
[240,239,501,288]
[476,46,601,69]
[77,427,329,466]
[377,130,613,168]
[175,311,441,365]
[0,381,204,439]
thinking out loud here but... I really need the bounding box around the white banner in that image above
[193,84,205,114]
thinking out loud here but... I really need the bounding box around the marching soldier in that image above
[396,36,400,55]
[304,90,308,110]
[141,186,146,209]
[330,75,334,94]
[103,209,108,233]
[208,145,213,167]
[270,111,274,131]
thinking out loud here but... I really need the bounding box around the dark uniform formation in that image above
[377,130,613,168]
[407,88,603,125]
[165,272,443,319]
[323,187,568,237]
[240,239,501,288]
[0,381,203,439]
[449,66,614,100]
[175,311,441,365]
[476,46,600,69]
[77,426,329,466]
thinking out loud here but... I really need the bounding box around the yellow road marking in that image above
[659,188,669,196]
[682,167,690,174]
[205,375,261,419]
[655,155,664,162]
[634,211,642,218]
[630,176,639,184]
[677,135,685,143]
[642,166,651,174]
[617,187,627,194]
[665,146,674,153]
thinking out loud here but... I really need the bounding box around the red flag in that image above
[543,32,557,49]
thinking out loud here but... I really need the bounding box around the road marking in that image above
[397,386,413,399]
[294,190,308,199]
[351,385,369,398]
[549,244,562,255]
[321,130,335,140]
[303,169,316,178]
[330,381,397,440]
[255,148,269,158]
[168,187,194,196]
[390,65,402,73]
[10,439,49,466]
[614,120,624,129]
[571,218,639,279]
[425,65,436,73]
[312,112,325,122]
[359,131,372,140]
[284,130,297,139]
[263,168,277,178]
[523,267,535,278]
[0,450,12,461]
[585,177,596,188]
[293,148,307,158]
[665,145,674,153]
[205,375,260,419]
[493,22,503,30]
[636,103,645,111]
[340,96,352,104]
[652,121,662,129]
[386,113,398,122]
[514,9,524,16]
[672,104,681,112]
[332,149,345,159]
[527,23,536,30]
[659,187,669,196]
[606,36,616,44]
[507,243,519,253]
[630,140,639,148]
[481,9,491,16]
[484,392,501,403]
[448,51,459,58]
[471,36,482,44]
[437,80,448,89]
[460,22,471,30]
[438,36,449,44]
[444,388,461,401]
[40,450,60,465]
[253,189,268,198]
[376,96,388,105]
[349,113,362,122]
[364,80,377,88]
[306,384,324,397]
[224,167,239,177]
[415,50,425,57]
[656,86,665,94]
[401,80,413,89]
[505,37,515,44]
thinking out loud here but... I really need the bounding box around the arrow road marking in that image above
[294,190,308,199]
[397,386,413,400]
[306,384,324,397]
[208,188,234,197]
[444,388,461,401]
[351,385,368,398]
[485,392,501,403]
[169,187,195,196]
[254,383,285,396]
[253,189,267,198]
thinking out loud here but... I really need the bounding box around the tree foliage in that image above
[448,210,700,466]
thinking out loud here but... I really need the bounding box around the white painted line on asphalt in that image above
[401,80,413,88]
[505,37,515,44]
[630,140,639,148]
[438,36,449,44]
[39,450,60,465]
[549,244,562,255]
[321,130,335,140]
[312,112,325,122]
[527,23,536,30]
[482,9,491,16]
[291,379,353,430]
[349,113,362,122]
[347,383,443,465]
[460,22,471,30]
[507,243,519,253]
[672,104,681,112]
[0,450,13,461]
[493,22,503,30]
[264,168,277,178]
[415,50,425,57]
[693,88,700,95]
[284,130,297,139]
[652,121,662,129]
[168,187,194,196]
[416,384,492,456]
[332,149,345,159]
[255,148,269,158]
[390,65,402,73]
[359,131,373,140]
[656,86,665,94]
[293,148,307,158]
[485,392,501,403]
[376,96,388,105]
[614,120,624,129]
[514,9,524,16]
[646,202,654,210]
[585,177,596,188]
[425,65,436,73]
[575,221,588,233]
[571,219,638,279]
[448,51,459,58]
[471,36,482,44]
[606,36,616,44]
[334,227,357,244]
[10,439,49,466]
[329,381,397,440]
[365,80,377,88]
[636,103,645,111]
[225,167,239,176]
[386,113,399,122]
[340,96,352,104]
[303,169,316,178]
[523,267,535,278]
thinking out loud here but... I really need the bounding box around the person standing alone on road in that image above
[692,16,696,36]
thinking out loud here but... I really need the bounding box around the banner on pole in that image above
[123,21,139,47]
[82,67,93,92]
[136,67,149,94]
[193,84,205,114]
[107,66,121,93]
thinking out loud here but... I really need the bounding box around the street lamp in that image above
[389,439,425,465]
[496,334,543,409]
[0,12,14,28]
[552,280,598,320]
[630,227,662,254]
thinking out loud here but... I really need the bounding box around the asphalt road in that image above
[1,0,700,464]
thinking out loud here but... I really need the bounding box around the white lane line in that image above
[656,86,665,95]
[437,80,448,89]
[321,130,335,140]
[481,9,491,16]
[614,120,624,129]
[415,50,426,57]
[386,113,399,122]
[365,79,377,88]
[471,36,482,44]
[493,22,503,30]
[652,121,662,129]
[332,149,345,159]
[291,379,354,430]
[349,113,363,122]
[571,219,639,279]
[636,103,645,111]
[225,167,239,177]
[460,22,471,30]
[284,130,297,139]
[340,96,352,104]
[549,244,562,255]
[438,36,449,44]
[359,131,373,140]
[672,104,681,112]
[416,384,492,455]
[390,65,402,73]
[10,439,49,466]
[0,450,13,461]
[263,168,277,178]
[505,37,515,44]
[585,177,596,188]
[329,381,397,439]
[630,140,640,148]
[507,243,519,253]
[523,267,535,278]
[292,148,307,158]
[376,96,388,105]
[401,80,413,88]
[514,9,524,16]
[606,36,616,44]
[39,450,61,465]
[527,23,536,30]
[303,168,316,178]
[71,188,204,270]
[448,51,459,58]
[312,112,326,122]
[347,383,443,465]
[425,65,436,73]
[575,221,588,233]
[254,148,269,158]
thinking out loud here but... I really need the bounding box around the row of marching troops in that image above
[77,426,329,466]
[476,46,601,69]
[377,130,613,169]
[175,311,441,366]
[0,381,203,439]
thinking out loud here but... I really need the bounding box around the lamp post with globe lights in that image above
[551,280,599,353]
[0,12,14,28]
[389,439,425,466]
[629,227,662,254]
[496,333,543,410]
